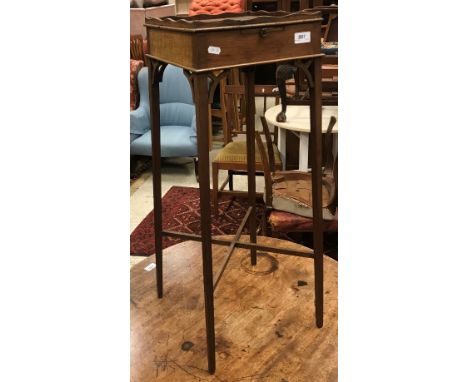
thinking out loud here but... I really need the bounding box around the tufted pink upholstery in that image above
[188,0,244,16]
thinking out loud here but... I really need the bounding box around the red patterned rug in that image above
[130,186,265,256]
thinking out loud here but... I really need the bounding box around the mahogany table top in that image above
[145,10,324,72]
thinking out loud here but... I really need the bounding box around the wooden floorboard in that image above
[131,235,337,382]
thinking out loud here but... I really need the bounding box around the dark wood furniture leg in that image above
[148,60,166,298]
[228,170,234,191]
[193,157,199,182]
[243,66,257,266]
[193,73,217,374]
[309,58,324,328]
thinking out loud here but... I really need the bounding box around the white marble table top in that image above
[264,105,338,133]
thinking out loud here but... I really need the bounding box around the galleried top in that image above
[144,9,323,72]
[144,10,322,32]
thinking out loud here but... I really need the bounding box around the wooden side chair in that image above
[211,84,283,216]
[255,114,338,238]
[320,5,338,43]
[317,5,338,105]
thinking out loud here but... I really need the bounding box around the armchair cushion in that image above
[160,103,195,130]
[130,125,197,157]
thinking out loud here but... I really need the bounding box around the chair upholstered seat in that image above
[268,210,338,233]
[213,141,281,166]
[270,172,335,220]
[130,125,197,157]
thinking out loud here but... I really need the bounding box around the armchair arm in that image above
[130,106,150,135]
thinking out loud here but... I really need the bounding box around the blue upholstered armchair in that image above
[130,65,198,170]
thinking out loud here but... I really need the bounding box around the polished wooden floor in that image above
[131,235,337,381]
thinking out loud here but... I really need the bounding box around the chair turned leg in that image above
[193,157,199,182]
[228,170,234,191]
[212,163,219,217]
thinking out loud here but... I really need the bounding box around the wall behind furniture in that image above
[130,4,176,38]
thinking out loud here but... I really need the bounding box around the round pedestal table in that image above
[131,235,337,381]
[264,105,338,171]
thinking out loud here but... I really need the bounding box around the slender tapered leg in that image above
[308,58,324,328]
[193,73,216,374]
[148,60,166,298]
[243,67,257,266]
